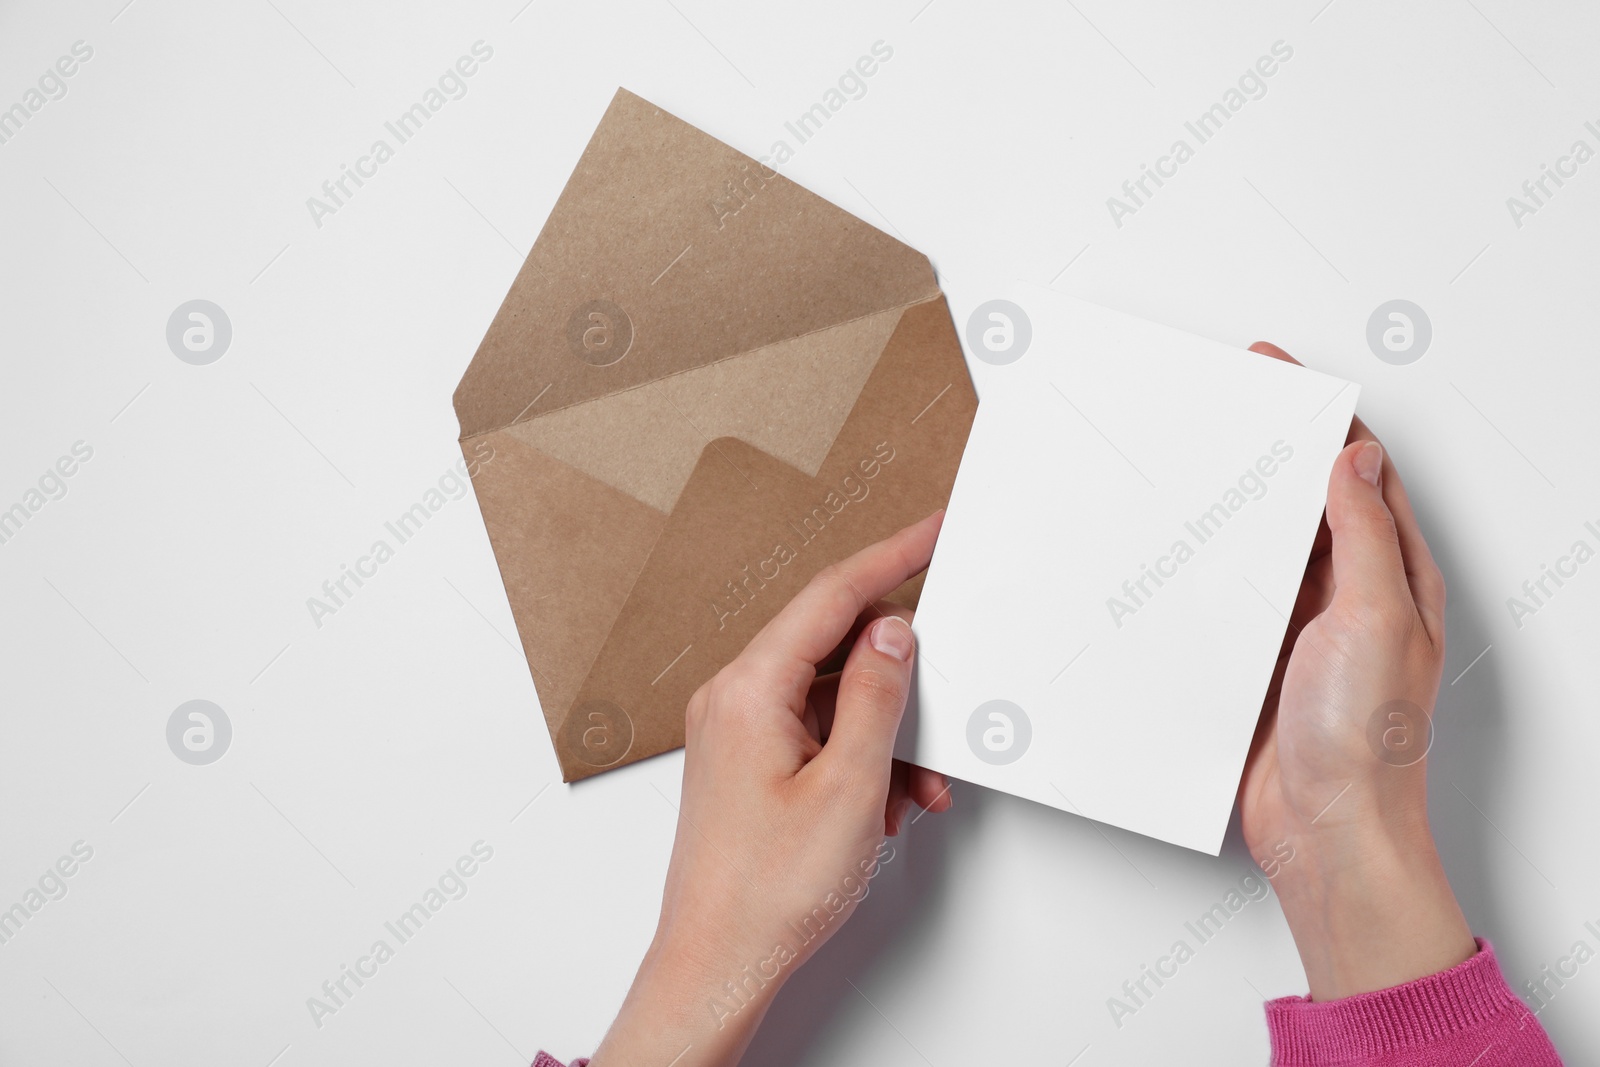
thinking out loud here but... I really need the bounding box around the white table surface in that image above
[2,1,1596,1064]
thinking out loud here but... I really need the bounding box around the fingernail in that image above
[1354,441,1383,487]
[871,616,914,661]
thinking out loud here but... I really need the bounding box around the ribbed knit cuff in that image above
[531,1053,588,1067]
[1265,939,1531,1065]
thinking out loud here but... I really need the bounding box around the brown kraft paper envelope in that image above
[452,88,977,782]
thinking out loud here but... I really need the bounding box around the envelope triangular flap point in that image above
[452,87,941,439]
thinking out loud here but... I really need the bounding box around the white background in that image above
[1,1,1596,1065]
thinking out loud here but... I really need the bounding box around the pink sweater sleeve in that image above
[532,1054,587,1067]
[1266,940,1563,1066]
[535,940,1561,1067]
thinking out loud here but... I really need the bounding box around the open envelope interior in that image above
[453,88,977,781]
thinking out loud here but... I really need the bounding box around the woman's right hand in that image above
[1238,342,1476,1001]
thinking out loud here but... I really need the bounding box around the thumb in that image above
[1326,440,1411,611]
[820,615,916,782]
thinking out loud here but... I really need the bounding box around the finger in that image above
[1344,418,1446,638]
[885,760,912,836]
[1249,340,1300,366]
[820,614,917,784]
[811,675,956,821]
[1325,440,1415,615]
[1253,341,1444,634]
[742,510,943,698]
[816,601,915,678]
[808,600,914,739]
[909,764,953,813]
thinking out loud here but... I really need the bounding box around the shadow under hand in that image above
[740,792,968,1067]
[1424,522,1515,957]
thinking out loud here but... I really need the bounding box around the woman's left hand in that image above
[592,510,954,1067]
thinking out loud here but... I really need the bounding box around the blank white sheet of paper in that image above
[895,285,1360,855]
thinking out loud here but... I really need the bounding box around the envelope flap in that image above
[453,88,940,439]
[497,304,908,513]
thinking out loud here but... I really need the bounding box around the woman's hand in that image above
[1239,342,1476,1001]
[592,511,954,1067]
